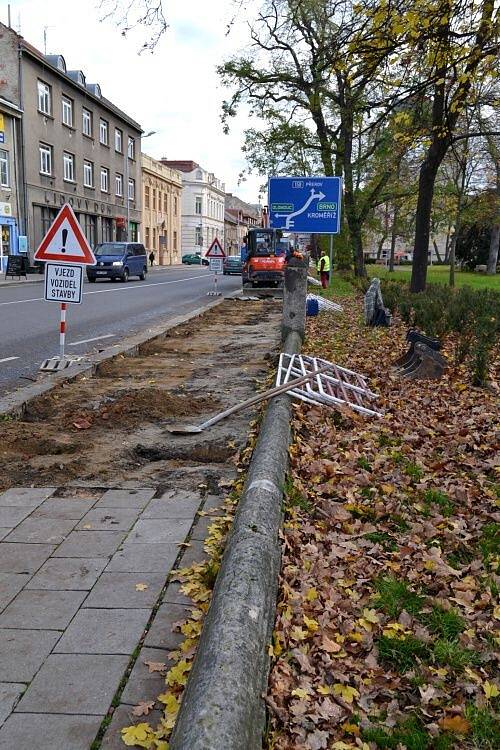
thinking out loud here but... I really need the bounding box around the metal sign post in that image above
[206,238,225,297]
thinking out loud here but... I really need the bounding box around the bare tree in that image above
[97,0,168,50]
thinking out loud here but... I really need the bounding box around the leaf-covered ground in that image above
[266,296,499,750]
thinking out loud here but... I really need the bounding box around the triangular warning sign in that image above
[205,237,226,258]
[34,204,97,265]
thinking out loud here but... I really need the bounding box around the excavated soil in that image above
[0,299,281,492]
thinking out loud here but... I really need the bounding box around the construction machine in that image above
[241,228,290,295]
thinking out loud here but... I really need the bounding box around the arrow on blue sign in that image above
[268,176,342,234]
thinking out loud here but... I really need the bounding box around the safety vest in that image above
[317,255,331,272]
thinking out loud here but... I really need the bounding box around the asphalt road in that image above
[0,266,242,396]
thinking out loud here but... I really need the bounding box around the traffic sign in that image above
[44,263,83,305]
[209,258,223,273]
[34,203,96,265]
[205,237,226,258]
[268,177,342,234]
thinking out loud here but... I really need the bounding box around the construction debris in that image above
[307,275,322,287]
[306,293,343,312]
[276,353,382,417]
[393,330,447,380]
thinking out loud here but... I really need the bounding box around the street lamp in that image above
[125,130,156,241]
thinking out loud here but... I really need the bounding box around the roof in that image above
[161,160,201,173]
[14,29,142,132]
[224,211,238,225]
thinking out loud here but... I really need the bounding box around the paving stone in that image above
[54,608,149,654]
[120,647,173,706]
[94,488,156,509]
[15,653,129,715]
[144,603,191,650]
[84,572,166,609]
[0,629,60,681]
[75,508,140,532]
[127,518,193,545]
[106,543,179,573]
[178,539,209,568]
[0,590,87,630]
[4,518,76,544]
[0,530,10,543]
[0,487,55,508]
[101,705,163,750]
[141,494,201,519]
[53,530,126,558]
[0,713,100,749]
[26,557,107,591]
[162,582,193,607]
[0,683,25,725]
[0,507,33,527]
[0,573,31,612]
[190,512,223,541]
[31,498,97,520]
[0,543,55,574]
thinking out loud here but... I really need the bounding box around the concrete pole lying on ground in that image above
[170,257,308,750]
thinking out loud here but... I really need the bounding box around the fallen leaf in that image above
[121,722,154,748]
[73,418,92,430]
[144,660,167,673]
[438,715,471,734]
[482,681,499,699]
[333,684,359,704]
[135,583,149,592]
[131,700,155,717]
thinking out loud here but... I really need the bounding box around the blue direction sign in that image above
[268,176,342,234]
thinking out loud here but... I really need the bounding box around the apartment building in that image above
[225,193,262,253]
[0,21,142,259]
[161,160,225,257]
[142,154,182,265]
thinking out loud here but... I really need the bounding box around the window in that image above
[195,196,202,215]
[62,96,73,127]
[0,149,9,187]
[83,160,93,188]
[174,196,178,216]
[102,217,113,242]
[39,143,52,175]
[127,136,135,159]
[152,189,156,210]
[163,193,168,213]
[128,178,135,201]
[173,230,177,250]
[145,185,150,208]
[100,167,109,193]
[145,227,150,247]
[153,228,156,249]
[195,226,203,246]
[82,108,92,136]
[37,80,51,115]
[115,128,123,153]
[63,152,75,182]
[115,173,123,197]
[99,119,109,145]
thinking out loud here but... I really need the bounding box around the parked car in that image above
[87,243,148,282]
[182,252,209,266]
[223,255,244,275]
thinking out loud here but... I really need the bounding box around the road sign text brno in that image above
[44,263,83,304]
[268,176,342,234]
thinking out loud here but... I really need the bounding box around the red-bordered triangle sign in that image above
[34,203,97,265]
[205,237,226,258]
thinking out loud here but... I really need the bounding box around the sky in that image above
[0,0,265,203]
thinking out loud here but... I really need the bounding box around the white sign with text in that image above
[44,263,84,304]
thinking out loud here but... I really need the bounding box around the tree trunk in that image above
[389,203,399,272]
[351,220,365,277]
[432,239,442,263]
[410,159,439,291]
[377,233,387,260]
[487,224,499,274]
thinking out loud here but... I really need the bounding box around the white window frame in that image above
[195,196,202,215]
[82,108,92,136]
[128,178,135,201]
[115,128,123,153]
[115,173,123,197]
[127,136,135,159]
[39,143,52,176]
[100,167,109,193]
[61,96,73,127]
[37,80,51,115]
[99,119,109,146]
[63,152,75,182]
[83,160,93,188]
[0,149,9,187]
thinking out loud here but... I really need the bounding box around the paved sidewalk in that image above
[0,485,216,749]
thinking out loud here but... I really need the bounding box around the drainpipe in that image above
[18,44,29,245]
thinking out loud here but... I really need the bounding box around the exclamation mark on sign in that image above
[61,228,68,253]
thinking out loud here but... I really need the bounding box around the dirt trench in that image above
[0,299,281,492]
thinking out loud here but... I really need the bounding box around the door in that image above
[0,223,11,272]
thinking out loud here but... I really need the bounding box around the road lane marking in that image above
[69,334,116,346]
[0,357,20,363]
[0,273,214,307]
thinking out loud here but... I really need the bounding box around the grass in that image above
[464,704,500,749]
[373,264,500,291]
[364,531,398,551]
[374,577,425,618]
[284,476,313,514]
[422,490,455,517]
[378,635,430,672]
[479,523,499,567]
[432,639,481,671]
[309,273,357,297]
[420,606,465,639]
[361,717,455,750]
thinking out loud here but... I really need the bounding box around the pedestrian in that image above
[149,251,155,267]
[317,248,330,288]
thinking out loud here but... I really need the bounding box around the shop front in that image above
[0,203,18,273]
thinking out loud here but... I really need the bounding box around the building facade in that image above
[0,96,23,270]
[141,154,182,265]
[225,193,262,254]
[161,160,225,257]
[0,22,142,261]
